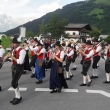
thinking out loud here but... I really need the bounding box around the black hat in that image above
[34,38,39,42]
[82,38,86,43]
[93,38,99,42]
[37,42,43,46]
[55,41,61,47]
[23,40,28,44]
[12,37,21,43]
[86,40,93,45]
[67,43,72,47]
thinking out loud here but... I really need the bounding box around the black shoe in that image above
[57,88,61,93]
[31,74,35,78]
[71,67,77,70]
[10,98,16,103]
[90,76,96,79]
[87,80,92,87]
[36,80,42,84]
[12,97,22,105]
[79,83,86,86]
[50,89,57,93]
[0,86,2,91]
[95,76,98,78]
[65,78,70,80]
[22,71,26,74]
[103,81,110,84]
[70,75,74,79]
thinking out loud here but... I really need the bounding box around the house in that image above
[65,23,92,39]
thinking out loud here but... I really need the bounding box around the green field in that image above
[88,8,104,19]
[94,0,110,5]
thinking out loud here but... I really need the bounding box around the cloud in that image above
[38,0,62,13]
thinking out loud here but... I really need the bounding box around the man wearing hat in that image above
[29,38,39,78]
[79,40,94,87]
[0,39,5,91]
[65,43,74,80]
[91,38,102,79]
[103,41,110,83]
[7,36,26,105]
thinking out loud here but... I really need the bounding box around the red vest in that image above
[13,48,23,65]
[31,45,37,56]
[107,50,110,58]
[47,50,52,58]
[84,48,92,61]
[54,51,61,61]
[37,49,45,60]
[67,49,73,59]
[93,44,100,57]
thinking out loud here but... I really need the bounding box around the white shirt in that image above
[86,49,94,58]
[29,45,38,51]
[95,44,102,53]
[12,46,26,64]
[40,48,46,53]
[56,51,64,59]
[0,46,5,58]
[67,48,74,57]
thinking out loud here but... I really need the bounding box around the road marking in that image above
[86,90,110,98]
[8,87,27,91]
[35,88,78,93]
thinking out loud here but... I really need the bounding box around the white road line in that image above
[35,88,78,93]
[8,87,27,91]
[86,90,110,98]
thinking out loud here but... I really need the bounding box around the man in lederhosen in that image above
[7,36,26,105]
[103,41,110,83]
[65,43,74,80]
[71,43,79,70]
[79,40,94,87]
[29,38,39,78]
[91,38,102,79]
[0,40,5,91]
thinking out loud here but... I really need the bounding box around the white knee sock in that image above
[93,69,95,76]
[69,70,73,76]
[87,75,91,82]
[31,67,35,74]
[106,73,110,82]
[66,71,70,78]
[63,61,66,66]
[73,63,76,68]
[95,69,98,76]
[14,88,21,99]
[83,76,86,84]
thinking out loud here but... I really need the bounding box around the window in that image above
[73,32,76,35]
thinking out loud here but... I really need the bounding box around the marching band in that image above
[0,34,110,105]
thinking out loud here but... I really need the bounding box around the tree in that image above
[26,31,35,38]
[39,19,45,34]
[45,14,68,38]
[105,35,110,42]
[90,28,101,38]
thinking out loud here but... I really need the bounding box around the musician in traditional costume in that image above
[45,45,52,70]
[23,40,31,74]
[79,40,94,87]
[7,37,26,105]
[35,42,46,84]
[65,43,74,80]
[71,43,79,70]
[0,40,5,91]
[103,41,110,83]
[29,38,39,78]
[91,38,102,79]
[50,41,68,93]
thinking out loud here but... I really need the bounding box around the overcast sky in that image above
[0,0,84,18]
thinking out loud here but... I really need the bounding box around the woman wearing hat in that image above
[50,41,68,93]
[65,43,74,80]
[34,42,46,84]
[79,40,94,87]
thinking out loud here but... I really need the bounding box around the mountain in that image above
[0,14,36,32]
[4,0,110,35]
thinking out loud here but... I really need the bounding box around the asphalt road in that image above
[0,58,110,110]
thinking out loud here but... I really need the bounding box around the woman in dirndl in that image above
[50,41,68,93]
[35,42,46,84]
